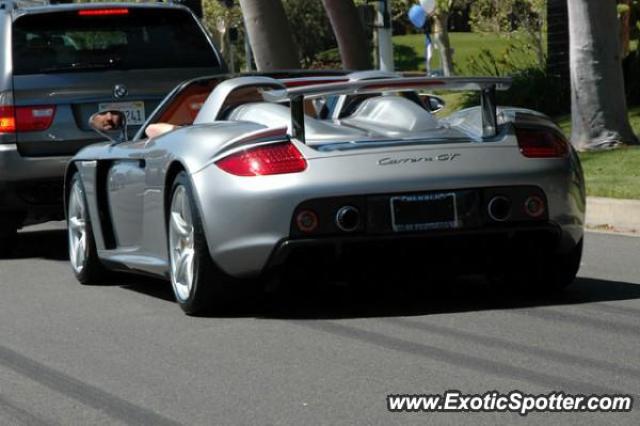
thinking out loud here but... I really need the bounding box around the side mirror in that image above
[89,110,127,144]
[420,94,446,114]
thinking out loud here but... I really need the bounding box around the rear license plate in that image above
[99,101,145,125]
[390,193,459,232]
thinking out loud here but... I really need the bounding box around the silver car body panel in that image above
[68,76,585,279]
[328,70,399,120]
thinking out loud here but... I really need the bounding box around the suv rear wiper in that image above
[41,60,123,73]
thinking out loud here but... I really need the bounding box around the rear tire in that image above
[168,172,233,315]
[539,238,583,292]
[489,238,583,295]
[67,172,107,284]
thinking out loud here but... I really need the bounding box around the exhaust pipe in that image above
[488,196,511,222]
[335,206,360,232]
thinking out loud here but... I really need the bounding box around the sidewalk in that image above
[586,197,640,235]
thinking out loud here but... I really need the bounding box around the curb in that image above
[586,197,640,236]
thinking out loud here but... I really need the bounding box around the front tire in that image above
[168,172,231,315]
[67,172,106,284]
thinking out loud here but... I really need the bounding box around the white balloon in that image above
[419,0,436,15]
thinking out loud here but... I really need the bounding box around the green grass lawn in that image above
[555,106,640,200]
[579,146,640,200]
[393,32,533,74]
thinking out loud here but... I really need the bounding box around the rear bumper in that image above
[264,223,565,279]
[0,144,69,181]
[0,144,68,219]
[267,223,563,265]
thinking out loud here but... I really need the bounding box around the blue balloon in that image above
[408,4,427,29]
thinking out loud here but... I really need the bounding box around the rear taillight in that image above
[15,106,56,132]
[516,128,569,158]
[216,141,307,176]
[0,106,16,133]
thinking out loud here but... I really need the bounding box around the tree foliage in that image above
[469,0,545,68]
[285,0,336,67]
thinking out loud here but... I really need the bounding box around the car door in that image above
[105,140,148,250]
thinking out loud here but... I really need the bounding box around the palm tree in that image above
[546,0,569,81]
[321,0,372,70]
[568,0,638,149]
[238,0,299,70]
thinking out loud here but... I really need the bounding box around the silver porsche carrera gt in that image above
[65,73,585,314]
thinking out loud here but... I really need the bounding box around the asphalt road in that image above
[1,223,639,425]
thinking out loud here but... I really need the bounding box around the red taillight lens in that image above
[78,9,129,16]
[216,142,307,176]
[0,106,16,133]
[15,106,56,132]
[516,128,569,158]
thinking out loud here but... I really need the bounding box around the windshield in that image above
[12,8,219,75]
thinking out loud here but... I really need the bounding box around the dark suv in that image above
[0,0,225,252]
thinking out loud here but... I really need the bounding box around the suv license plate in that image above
[99,101,146,125]
[390,193,459,232]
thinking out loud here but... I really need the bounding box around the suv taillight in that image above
[0,106,16,133]
[516,128,569,158]
[15,106,56,132]
[216,141,307,176]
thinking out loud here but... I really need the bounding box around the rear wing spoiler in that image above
[263,77,512,142]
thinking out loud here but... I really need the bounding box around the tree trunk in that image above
[568,0,638,150]
[547,0,569,81]
[321,0,372,70]
[532,28,545,69]
[619,0,631,58]
[432,12,454,76]
[238,0,299,70]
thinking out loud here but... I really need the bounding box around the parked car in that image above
[65,74,586,315]
[0,0,226,253]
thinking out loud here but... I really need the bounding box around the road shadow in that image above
[6,228,68,261]
[115,274,176,303]
[249,276,640,320]
[123,274,638,320]
[107,255,640,319]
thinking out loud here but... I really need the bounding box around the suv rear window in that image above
[12,8,219,75]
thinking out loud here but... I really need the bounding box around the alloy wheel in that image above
[169,185,196,301]
[68,180,88,273]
